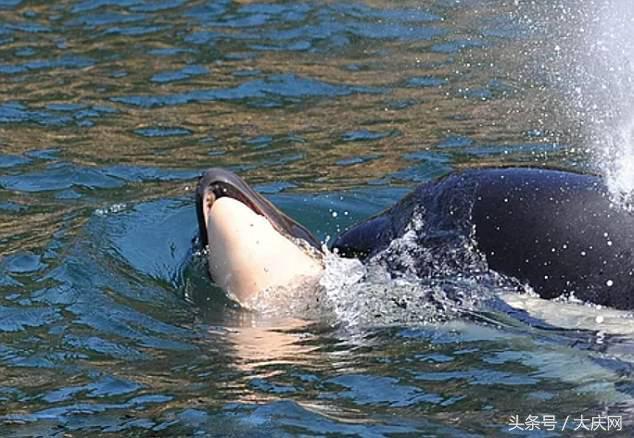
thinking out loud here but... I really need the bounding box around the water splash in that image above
[513,0,634,204]
[603,113,634,207]
[530,0,634,204]
[588,1,634,205]
[246,206,520,327]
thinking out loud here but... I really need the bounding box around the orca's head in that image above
[196,168,323,302]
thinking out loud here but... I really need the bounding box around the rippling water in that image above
[1,0,633,436]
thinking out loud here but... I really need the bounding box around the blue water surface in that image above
[0,0,632,436]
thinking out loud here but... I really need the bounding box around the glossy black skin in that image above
[195,168,322,250]
[333,168,634,310]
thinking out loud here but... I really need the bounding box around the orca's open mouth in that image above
[195,168,322,251]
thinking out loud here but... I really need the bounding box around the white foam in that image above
[94,203,127,216]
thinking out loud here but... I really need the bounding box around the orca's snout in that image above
[195,168,322,251]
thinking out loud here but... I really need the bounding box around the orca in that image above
[196,167,634,310]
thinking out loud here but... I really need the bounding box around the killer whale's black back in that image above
[333,168,634,310]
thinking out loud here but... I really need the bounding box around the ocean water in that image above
[1,0,633,436]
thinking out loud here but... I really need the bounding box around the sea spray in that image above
[590,1,634,206]
[512,0,634,205]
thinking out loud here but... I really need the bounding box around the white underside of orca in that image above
[204,196,323,303]
[498,291,634,335]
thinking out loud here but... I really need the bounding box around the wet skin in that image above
[196,168,323,302]
[196,168,321,250]
[333,167,634,310]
